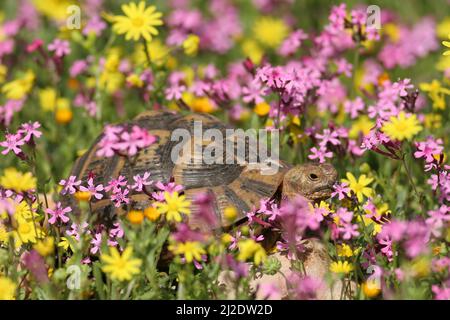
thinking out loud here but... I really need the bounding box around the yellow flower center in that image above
[116,258,127,269]
[18,223,31,234]
[394,121,408,132]
[352,182,363,194]
[131,17,144,27]
[168,201,179,212]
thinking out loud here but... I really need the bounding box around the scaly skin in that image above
[282,163,338,201]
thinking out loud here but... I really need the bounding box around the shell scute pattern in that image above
[68,111,289,228]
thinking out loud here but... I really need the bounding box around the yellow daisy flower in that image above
[112,1,163,42]
[381,111,423,141]
[342,172,374,203]
[336,244,355,257]
[0,168,37,193]
[241,39,264,64]
[330,260,354,274]
[0,276,16,300]
[183,34,200,56]
[13,201,39,221]
[420,80,450,110]
[253,16,289,49]
[349,116,374,139]
[101,247,142,281]
[12,218,42,247]
[144,206,161,221]
[169,241,206,263]
[58,236,76,251]
[0,223,8,244]
[443,34,450,56]
[33,237,55,257]
[254,102,271,116]
[134,40,170,67]
[39,87,57,112]
[156,192,191,222]
[237,239,267,265]
[1,70,35,100]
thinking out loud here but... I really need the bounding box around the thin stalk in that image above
[401,155,424,211]
[142,39,152,68]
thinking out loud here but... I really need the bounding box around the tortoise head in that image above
[282,163,337,201]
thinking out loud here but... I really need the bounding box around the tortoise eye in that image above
[309,173,319,181]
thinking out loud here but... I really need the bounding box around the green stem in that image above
[401,154,424,212]
[142,39,152,68]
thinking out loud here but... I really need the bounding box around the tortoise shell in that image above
[67,111,290,229]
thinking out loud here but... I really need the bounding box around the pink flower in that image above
[96,125,156,158]
[22,250,48,284]
[152,181,183,201]
[26,39,43,53]
[432,284,450,300]
[59,176,82,195]
[109,222,124,239]
[242,79,266,104]
[118,126,157,156]
[90,233,102,254]
[83,15,106,36]
[225,254,248,278]
[131,172,152,191]
[308,146,333,163]
[46,202,72,224]
[79,178,104,200]
[332,182,350,200]
[426,205,450,237]
[378,220,407,242]
[333,207,353,224]
[335,58,353,77]
[0,100,24,127]
[378,237,394,261]
[165,84,186,100]
[110,188,130,207]
[339,222,360,240]
[316,129,341,147]
[403,221,430,258]
[258,198,280,222]
[47,39,71,57]
[329,3,347,29]
[414,138,444,163]
[350,9,366,26]
[70,60,89,77]
[228,231,241,251]
[66,222,90,241]
[0,198,15,216]
[190,80,210,96]
[278,29,308,57]
[288,274,325,300]
[172,223,205,242]
[278,196,318,243]
[18,121,42,142]
[257,65,289,89]
[96,128,120,157]
[344,97,364,119]
[1,132,25,155]
[258,283,282,300]
[105,175,128,193]
[192,192,218,227]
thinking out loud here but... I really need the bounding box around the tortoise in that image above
[66,110,337,230]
